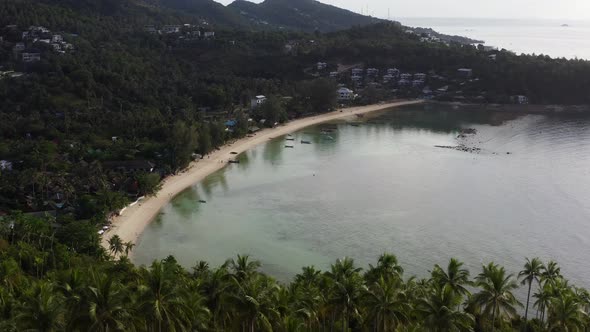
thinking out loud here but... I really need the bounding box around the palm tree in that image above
[229,274,280,332]
[15,281,65,332]
[470,263,522,331]
[542,261,562,286]
[107,235,124,258]
[228,254,261,282]
[83,271,131,331]
[326,258,364,332]
[123,241,135,257]
[364,276,411,331]
[138,261,190,332]
[519,257,544,329]
[415,284,475,332]
[365,253,404,283]
[431,258,472,297]
[547,293,586,331]
[533,284,554,324]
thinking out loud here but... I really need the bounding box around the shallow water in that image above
[134,104,590,289]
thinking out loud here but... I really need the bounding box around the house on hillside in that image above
[387,68,400,77]
[12,42,25,58]
[162,25,181,34]
[337,87,354,101]
[351,68,364,77]
[366,68,379,76]
[457,68,473,78]
[251,95,267,109]
[21,51,41,63]
[0,160,13,171]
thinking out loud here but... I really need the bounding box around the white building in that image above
[366,68,379,76]
[162,25,181,34]
[203,31,215,39]
[351,68,364,77]
[0,160,13,171]
[316,62,328,70]
[52,34,63,43]
[251,95,267,108]
[457,68,473,78]
[22,52,41,63]
[387,68,400,77]
[337,87,354,101]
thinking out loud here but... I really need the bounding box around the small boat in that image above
[286,138,295,141]
[230,152,238,155]
[285,145,294,148]
[287,134,293,137]
[350,123,360,127]
[301,140,312,144]
[199,200,207,203]
[229,160,240,164]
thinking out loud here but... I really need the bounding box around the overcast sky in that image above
[216,0,590,20]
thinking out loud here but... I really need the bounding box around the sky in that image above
[216,0,590,20]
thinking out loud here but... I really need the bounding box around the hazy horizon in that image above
[216,0,590,20]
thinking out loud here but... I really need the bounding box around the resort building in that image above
[251,95,267,109]
[337,87,354,101]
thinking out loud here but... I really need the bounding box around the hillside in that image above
[228,0,383,32]
[142,0,250,27]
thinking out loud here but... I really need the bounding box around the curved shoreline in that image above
[101,100,424,255]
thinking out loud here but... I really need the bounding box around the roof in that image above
[255,95,266,99]
[225,120,237,127]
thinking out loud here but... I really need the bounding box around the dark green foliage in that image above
[1,214,589,330]
[228,0,383,32]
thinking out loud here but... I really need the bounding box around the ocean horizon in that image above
[397,17,590,60]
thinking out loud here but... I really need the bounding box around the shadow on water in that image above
[369,103,524,133]
[170,186,202,220]
[263,136,285,166]
[200,170,230,198]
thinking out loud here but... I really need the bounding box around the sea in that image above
[133,103,590,301]
[397,17,590,60]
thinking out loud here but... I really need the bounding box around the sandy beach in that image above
[101,100,423,253]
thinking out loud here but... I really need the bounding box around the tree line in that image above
[0,213,588,331]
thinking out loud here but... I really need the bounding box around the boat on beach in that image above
[285,145,294,148]
[229,160,240,164]
[301,140,312,144]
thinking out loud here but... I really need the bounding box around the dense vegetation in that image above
[228,0,382,32]
[0,213,589,331]
[1,0,590,221]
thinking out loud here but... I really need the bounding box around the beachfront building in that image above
[337,87,354,101]
[251,95,267,109]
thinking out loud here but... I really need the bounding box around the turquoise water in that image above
[134,104,590,288]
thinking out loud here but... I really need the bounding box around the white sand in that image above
[101,100,423,253]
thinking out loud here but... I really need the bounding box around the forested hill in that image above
[2,0,590,226]
[228,0,383,32]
